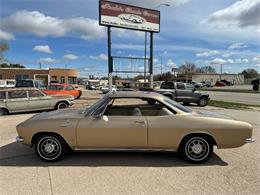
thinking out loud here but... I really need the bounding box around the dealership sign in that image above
[99,0,160,32]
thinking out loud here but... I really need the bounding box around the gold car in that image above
[16,91,254,163]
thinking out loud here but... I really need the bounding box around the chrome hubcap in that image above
[39,138,60,158]
[185,137,209,161]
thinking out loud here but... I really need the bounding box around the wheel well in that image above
[31,132,70,149]
[178,133,217,151]
[200,95,209,99]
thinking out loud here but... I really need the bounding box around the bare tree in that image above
[196,66,216,74]
[0,42,9,62]
[179,62,197,82]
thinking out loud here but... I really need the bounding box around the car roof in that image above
[49,83,68,86]
[108,91,163,99]
[0,87,40,91]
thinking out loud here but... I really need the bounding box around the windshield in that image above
[84,94,109,115]
[163,97,192,113]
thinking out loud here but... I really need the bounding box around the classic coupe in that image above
[43,84,82,99]
[16,91,254,163]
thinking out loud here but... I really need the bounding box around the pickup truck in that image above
[155,81,209,106]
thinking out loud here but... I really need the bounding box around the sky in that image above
[0,0,259,77]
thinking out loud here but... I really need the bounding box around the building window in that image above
[51,76,57,80]
[60,76,65,84]
[15,74,29,80]
[68,77,76,84]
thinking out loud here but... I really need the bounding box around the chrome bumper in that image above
[245,137,255,143]
[16,136,24,142]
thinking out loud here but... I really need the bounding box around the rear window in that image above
[161,82,175,89]
[8,90,27,99]
[29,90,44,97]
[0,91,6,100]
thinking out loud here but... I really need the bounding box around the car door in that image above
[6,90,29,112]
[176,82,194,102]
[76,98,148,148]
[144,101,180,149]
[28,89,51,110]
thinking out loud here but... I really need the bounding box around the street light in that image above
[144,3,170,81]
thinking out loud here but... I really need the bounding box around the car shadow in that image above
[0,142,228,167]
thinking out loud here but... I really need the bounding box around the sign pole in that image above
[107,26,112,91]
[150,32,154,88]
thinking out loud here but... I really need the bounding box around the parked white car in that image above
[101,86,117,94]
[0,79,16,88]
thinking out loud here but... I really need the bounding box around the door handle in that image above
[134,121,145,125]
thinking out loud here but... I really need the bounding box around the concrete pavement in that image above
[0,107,259,194]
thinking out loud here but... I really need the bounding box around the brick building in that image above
[0,68,78,85]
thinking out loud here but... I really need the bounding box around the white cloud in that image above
[33,45,52,53]
[121,0,191,8]
[167,59,177,68]
[196,50,219,57]
[228,42,247,49]
[255,64,260,67]
[38,57,59,64]
[253,55,260,62]
[0,29,15,41]
[90,53,108,60]
[204,0,260,28]
[227,59,234,64]
[222,52,235,58]
[210,58,226,65]
[1,10,105,40]
[63,54,79,60]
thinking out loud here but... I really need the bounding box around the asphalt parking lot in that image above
[0,90,259,194]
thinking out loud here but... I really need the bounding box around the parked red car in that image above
[215,81,226,87]
[43,84,82,99]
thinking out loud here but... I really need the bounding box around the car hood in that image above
[194,110,234,120]
[28,108,86,121]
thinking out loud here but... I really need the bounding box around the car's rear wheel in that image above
[56,102,68,110]
[35,134,66,162]
[75,91,82,99]
[0,108,8,116]
[180,136,213,163]
[198,97,208,107]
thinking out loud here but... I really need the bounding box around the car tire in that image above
[183,102,190,106]
[35,134,67,162]
[180,136,213,163]
[0,108,8,116]
[56,102,69,110]
[75,91,82,99]
[198,97,208,107]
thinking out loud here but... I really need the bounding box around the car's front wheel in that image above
[180,136,213,163]
[35,134,66,162]
[198,97,208,107]
[0,108,8,116]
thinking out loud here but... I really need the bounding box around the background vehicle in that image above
[16,91,254,163]
[220,79,233,86]
[15,79,46,89]
[215,81,226,87]
[201,81,213,88]
[43,84,82,99]
[0,88,74,115]
[251,78,259,91]
[101,85,117,94]
[190,81,203,89]
[155,82,209,106]
[0,79,16,88]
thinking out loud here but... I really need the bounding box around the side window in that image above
[29,90,44,97]
[161,82,175,89]
[34,81,39,88]
[65,86,74,90]
[8,90,27,99]
[177,83,185,89]
[0,91,6,100]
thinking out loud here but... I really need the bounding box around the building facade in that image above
[0,68,78,85]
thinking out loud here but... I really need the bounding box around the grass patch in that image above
[208,100,260,109]
[199,88,260,93]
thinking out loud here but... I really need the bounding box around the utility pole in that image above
[220,64,223,80]
[144,32,147,81]
[160,56,163,79]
